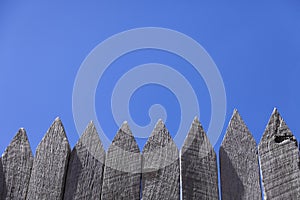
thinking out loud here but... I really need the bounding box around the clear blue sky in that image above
[0,1,299,156]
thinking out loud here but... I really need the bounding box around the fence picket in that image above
[101,122,141,200]
[258,108,300,199]
[142,120,180,200]
[26,118,71,200]
[0,109,299,199]
[0,128,33,199]
[181,117,219,200]
[220,110,261,199]
[64,122,105,200]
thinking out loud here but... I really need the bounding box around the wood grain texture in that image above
[220,110,261,200]
[142,120,180,200]
[258,108,300,199]
[26,118,71,200]
[0,156,3,198]
[1,128,33,200]
[101,122,141,200]
[64,122,105,200]
[181,117,219,200]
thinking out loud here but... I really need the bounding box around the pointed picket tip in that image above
[142,119,179,171]
[73,120,105,161]
[181,116,214,153]
[187,115,207,142]
[193,115,199,123]
[259,108,296,144]
[7,128,32,153]
[109,121,140,153]
[221,109,257,147]
[37,117,70,150]
[64,121,105,199]
[181,117,219,200]
[153,119,165,132]
[75,121,105,162]
[3,128,33,158]
[79,121,98,141]
[272,107,278,113]
[117,121,133,136]
[219,109,261,199]
[1,128,33,199]
[142,118,178,157]
[119,121,132,136]
[26,118,71,199]
[143,119,177,153]
[101,121,141,199]
[222,108,255,143]
[258,108,300,199]
[142,119,180,199]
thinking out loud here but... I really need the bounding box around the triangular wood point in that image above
[142,120,179,199]
[155,119,165,129]
[181,119,219,199]
[120,121,131,134]
[220,109,261,199]
[193,116,199,123]
[258,109,300,198]
[64,121,105,199]
[1,128,33,199]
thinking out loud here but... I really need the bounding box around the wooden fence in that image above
[0,108,299,199]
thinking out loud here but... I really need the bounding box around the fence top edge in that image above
[221,109,257,149]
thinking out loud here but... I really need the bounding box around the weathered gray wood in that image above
[142,120,180,200]
[1,128,33,199]
[64,122,105,200]
[181,117,219,200]
[101,122,141,200]
[258,108,300,199]
[220,110,261,200]
[0,156,3,198]
[26,118,71,200]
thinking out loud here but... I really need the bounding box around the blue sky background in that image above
[0,1,299,158]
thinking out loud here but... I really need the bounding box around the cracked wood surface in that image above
[258,109,300,199]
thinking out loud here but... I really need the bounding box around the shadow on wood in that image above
[101,122,141,200]
[219,146,244,199]
[0,157,7,199]
[64,122,105,200]
[26,118,70,200]
[258,108,300,199]
[220,110,261,200]
[181,117,219,200]
[142,120,180,200]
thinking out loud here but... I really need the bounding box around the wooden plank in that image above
[26,118,71,200]
[101,122,141,200]
[1,128,33,199]
[258,108,300,199]
[63,122,105,200]
[220,110,261,200]
[181,117,219,200]
[142,120,180,200]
